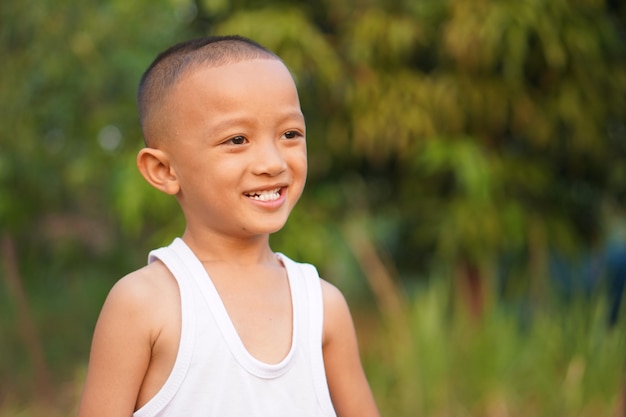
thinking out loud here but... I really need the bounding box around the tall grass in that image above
[1,266,624,416]
[363,279,626,417]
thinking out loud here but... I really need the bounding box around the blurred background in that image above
[1,0,626,416]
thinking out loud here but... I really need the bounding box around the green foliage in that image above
[3,269,623,416]
[1,0,625,414]
[365,281,626,417]
[4,0,623,282]
[0,0,191,245]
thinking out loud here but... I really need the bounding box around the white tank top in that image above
[133,238,337,417]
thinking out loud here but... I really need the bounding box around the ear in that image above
[136,148,180,195]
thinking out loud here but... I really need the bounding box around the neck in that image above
[182,228,277,266]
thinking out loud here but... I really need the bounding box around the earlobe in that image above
[136,148,180,195]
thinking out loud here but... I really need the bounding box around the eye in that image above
[283,130,303,140]
[226,135,247,145]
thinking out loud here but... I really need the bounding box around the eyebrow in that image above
[279,111,306,126]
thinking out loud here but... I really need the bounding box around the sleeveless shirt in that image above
[133,238,337,417]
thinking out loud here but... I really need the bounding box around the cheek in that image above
[302,160,308,181]
[176,158,229,195]
[291,147,308,175]
[293,155,308,193]
[297,152,307,171]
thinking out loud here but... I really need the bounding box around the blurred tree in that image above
[195,0,626,315]
[0,0,199,398]
[0,0,199,257]
[1,0,625,407]
[1,0,625,412]
[1,0,624,328]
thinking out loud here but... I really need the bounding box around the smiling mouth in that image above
[244,188,282,201]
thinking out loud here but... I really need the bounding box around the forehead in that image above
[170,59,301,117]
[179,58,296,95]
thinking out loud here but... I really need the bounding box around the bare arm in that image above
[78,271,156,417]
[321,281,380,417]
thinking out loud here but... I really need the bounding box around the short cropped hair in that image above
[137,35,280,146]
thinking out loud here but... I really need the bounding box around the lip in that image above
[243,182,288,195]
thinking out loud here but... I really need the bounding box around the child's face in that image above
[160,58,307,239]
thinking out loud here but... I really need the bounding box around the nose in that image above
[251,139,287,176]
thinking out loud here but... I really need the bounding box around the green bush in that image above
[364,280,626,417]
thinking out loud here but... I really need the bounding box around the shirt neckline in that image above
[171,238,298,379]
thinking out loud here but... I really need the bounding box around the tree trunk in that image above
[456,258,486,320]
[1,233,53,401]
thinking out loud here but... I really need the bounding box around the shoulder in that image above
[319,279,353,346]
[78,261,179,416]
[107,260,175,309]
[101,260,179,340]
[319,279,347,310]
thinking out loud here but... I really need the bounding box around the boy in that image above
[78,36,379,417]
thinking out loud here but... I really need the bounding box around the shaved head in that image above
[137,35,281,146]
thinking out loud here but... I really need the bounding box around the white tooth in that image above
[249,189,280,201]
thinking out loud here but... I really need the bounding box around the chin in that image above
[255,223,288,236]
[245,208,293,233]
[252,218,290,236]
